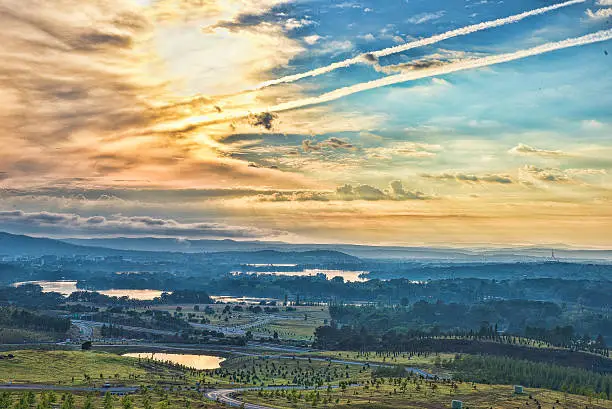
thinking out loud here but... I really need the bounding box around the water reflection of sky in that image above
[123,353,224,370]
[12,280,163,300]
[231,269,369,282]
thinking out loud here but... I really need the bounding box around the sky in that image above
[0,0,611,247]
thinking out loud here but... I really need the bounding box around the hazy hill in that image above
[62,237,612,262]
[0,232,104,257]
[207,249,361,264]
[0,232,361,264]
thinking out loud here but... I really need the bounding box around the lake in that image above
[12,280,163,300]
[122,353,225,370]
[210,295,278,304]
[232,268,369,282]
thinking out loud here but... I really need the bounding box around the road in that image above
[206,388,274,409]
[72,312,305,341]
[205,385,347,409]
[72,320,178,338]
[73,319,274,339]
[93,341,313,355]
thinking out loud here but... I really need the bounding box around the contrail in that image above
[250,0,586,90]
[171,29,611,131]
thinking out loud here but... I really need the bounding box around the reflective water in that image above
[210,295,277,304]
[232,269,369,282]
[122,353,224,370]
[12,280,163,300]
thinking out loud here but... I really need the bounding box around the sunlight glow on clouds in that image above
[1,0,611,246]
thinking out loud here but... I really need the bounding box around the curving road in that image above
[206,388,274,409]
[205,385,348,409]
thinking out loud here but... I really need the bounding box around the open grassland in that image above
[241,380,612,409]
[201,356,370,388]
[0,350,149,386]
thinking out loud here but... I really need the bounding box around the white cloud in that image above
[303,34,321,45]
[581,119,606,129]
[366,142,442,159]
[407,11,446,25]
[245,0,586,90]
[196,29,612,123]
[360,33,376,42]
[421,172,514,184]
[509,143,566,157]
[566,168,608,176]
[586,8,612,19]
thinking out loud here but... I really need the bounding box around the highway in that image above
[72,320,178,338]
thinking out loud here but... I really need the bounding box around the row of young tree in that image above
[0,391,169,409]
[446,355,612,400]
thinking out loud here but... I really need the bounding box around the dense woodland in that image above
[324,302,612,345]
[0,307,70,333]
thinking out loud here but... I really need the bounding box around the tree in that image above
[142,393,152,409]
[121,396,132,409]
[0,392,11,409]
[103,392,113,409]
[26,392,35,407]
[61,394,74,409]
[83,395,94,409]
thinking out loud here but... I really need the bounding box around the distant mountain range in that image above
[62,236,612,262]
[0,231,112,257]
[1,232,611,262]
[0,232,360,264]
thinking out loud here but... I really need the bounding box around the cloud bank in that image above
[0,210,280,238]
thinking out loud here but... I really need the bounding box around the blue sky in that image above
[0,0,611,246]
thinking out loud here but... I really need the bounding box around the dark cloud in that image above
[0,210,282,239]
[361,53,378,63]
[249,112,278,130]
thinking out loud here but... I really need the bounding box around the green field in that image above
[0,350,148,386]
